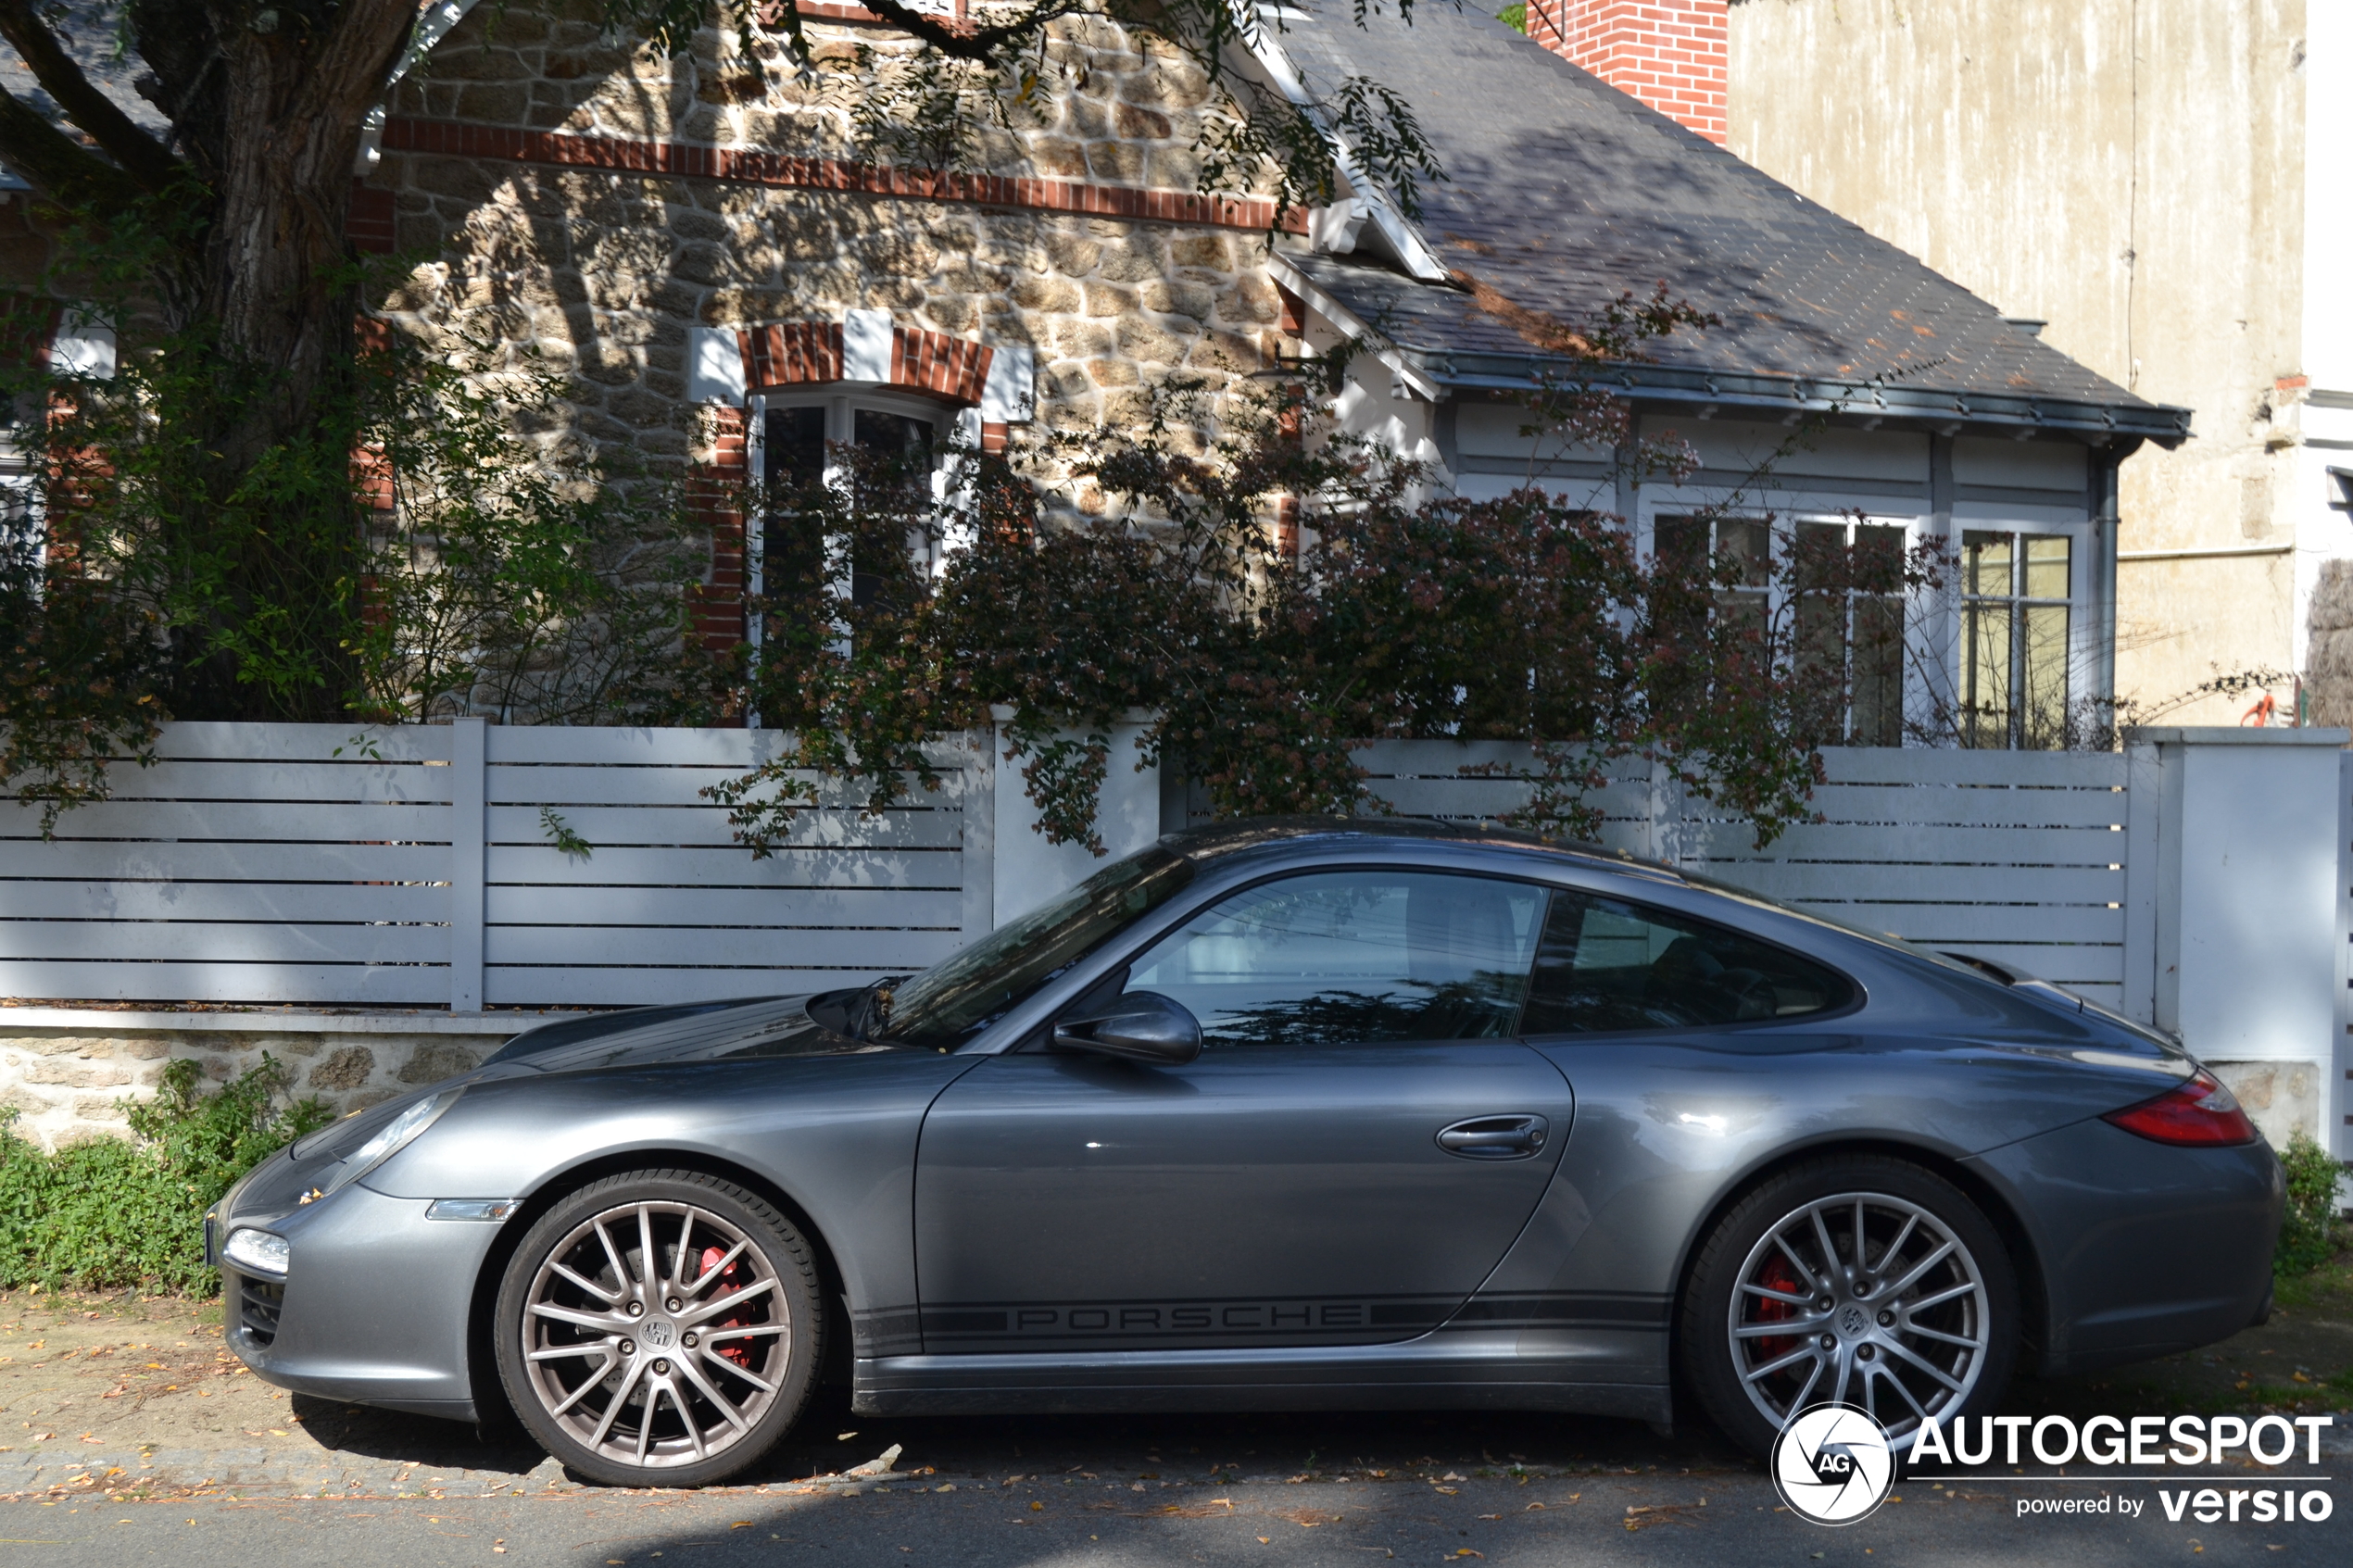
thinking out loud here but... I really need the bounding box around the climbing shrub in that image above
[0,1058,330,1294]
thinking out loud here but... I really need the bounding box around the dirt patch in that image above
[0,1289,309,1454]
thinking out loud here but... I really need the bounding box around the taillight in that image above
[2102,1071,2258,1147]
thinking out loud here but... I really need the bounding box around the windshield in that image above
[877,842,1197,1048]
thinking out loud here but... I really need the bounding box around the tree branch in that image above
[0,0,184,191]
[0,83,148,208]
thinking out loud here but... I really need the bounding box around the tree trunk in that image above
[152,5,422,721]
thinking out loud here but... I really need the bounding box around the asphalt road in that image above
[2,1401,2344,1568]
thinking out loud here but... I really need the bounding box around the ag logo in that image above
[1771,1404,1895,1526]
[643,1319,674,1348]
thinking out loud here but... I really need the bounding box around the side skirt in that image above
[850,1330,1670,1423]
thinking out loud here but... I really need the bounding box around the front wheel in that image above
[1679,1155,2019,1457]
[495,1170,824,1486]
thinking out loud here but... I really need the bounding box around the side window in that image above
[1520,892,1853,1035]
[1123,872,1548,1047]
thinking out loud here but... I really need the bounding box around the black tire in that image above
[1679,1154,2019,1458]
[495,1170,824,1486]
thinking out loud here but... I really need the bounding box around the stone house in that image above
[4,0,2187,746]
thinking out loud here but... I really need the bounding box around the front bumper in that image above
[218,1179,505,1423]
[1965,1117,2283,1376]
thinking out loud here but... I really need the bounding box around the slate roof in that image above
[1269,6,2190,445]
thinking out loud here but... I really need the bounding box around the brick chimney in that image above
[1527,0,1728,144]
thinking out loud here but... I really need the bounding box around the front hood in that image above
[475,994,905,1079]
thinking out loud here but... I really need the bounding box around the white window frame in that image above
[746,383,981,707]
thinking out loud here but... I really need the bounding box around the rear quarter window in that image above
[1519,890,1856,1035]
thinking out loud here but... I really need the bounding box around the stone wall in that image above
[0,1013,538,1152]
[2208,1059,2327,1154]
[371,1,1292,489]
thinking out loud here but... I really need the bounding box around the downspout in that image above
[2090,437,2142,736]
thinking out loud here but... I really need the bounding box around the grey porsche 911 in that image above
[207,819,2280,1486]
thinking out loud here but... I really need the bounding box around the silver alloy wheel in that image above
[518,1199,791,1471]
[1726,1190,1991,1440]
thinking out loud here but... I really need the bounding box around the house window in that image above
[759,391,950,617]
[1960,530,2070,749]
[1654,514,1768,636]
[1654,514,1907,746]
[1794,520,1906,746]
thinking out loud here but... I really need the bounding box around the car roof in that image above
[1160,815,1688,883]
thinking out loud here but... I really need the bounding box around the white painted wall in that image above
[988,718,1163,927]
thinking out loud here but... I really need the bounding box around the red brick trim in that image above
[379,117,1305,234]
[980,421,1010,454]
[891,328,993,403]
[740,320,995,406]
[742,321,845,388]
[347,182,396,254]
[687,405,752,674]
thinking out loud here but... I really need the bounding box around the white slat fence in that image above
[0,722,2319,1036]
[1347,742,2130,1007]
[0,721,984,1008]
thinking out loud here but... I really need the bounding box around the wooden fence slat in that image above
[484,844,960,889]
[145,723,452,763]
[484,804,964,851]
[70,759,458,805]
[484,968,887,1008]
[1800,784,2128,830]
[1825,903,2125,944]
[486,926,963,968]
[0,960,447,1005]
[1817,747,2128,788]
[488,884,963,927]
[0,840,451,883]
[484,764,964,809]
[0,800,451,845]
[0,883,447,922]
[1671,822,2128,865]
[0,922,447,964]
[1695,862,2123,904]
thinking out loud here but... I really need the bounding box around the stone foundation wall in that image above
[0,1013,545,1152]
[2208,1059,2327,1153]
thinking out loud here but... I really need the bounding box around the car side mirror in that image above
[1051,990,1203,1065]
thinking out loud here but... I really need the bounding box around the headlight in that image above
[223,1228,290,1278]
[319,1089,462,1196]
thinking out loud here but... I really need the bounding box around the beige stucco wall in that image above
[1725,0,2310,726]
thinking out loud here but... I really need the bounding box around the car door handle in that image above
[1436,1115,1549,1160]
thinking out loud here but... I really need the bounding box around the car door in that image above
[912,868,1576,1354]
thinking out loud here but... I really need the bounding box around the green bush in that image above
[2275,1130,2348,1278]
[0,1056,330,1294]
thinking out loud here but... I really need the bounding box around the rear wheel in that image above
[1680,1155,2018,1457]
[495,1170,823,1486]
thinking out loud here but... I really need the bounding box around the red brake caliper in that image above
[1751,1255,1802,1362]
[698,1245,750,1369]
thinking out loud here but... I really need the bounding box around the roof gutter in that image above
[1392,347,2192,447]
